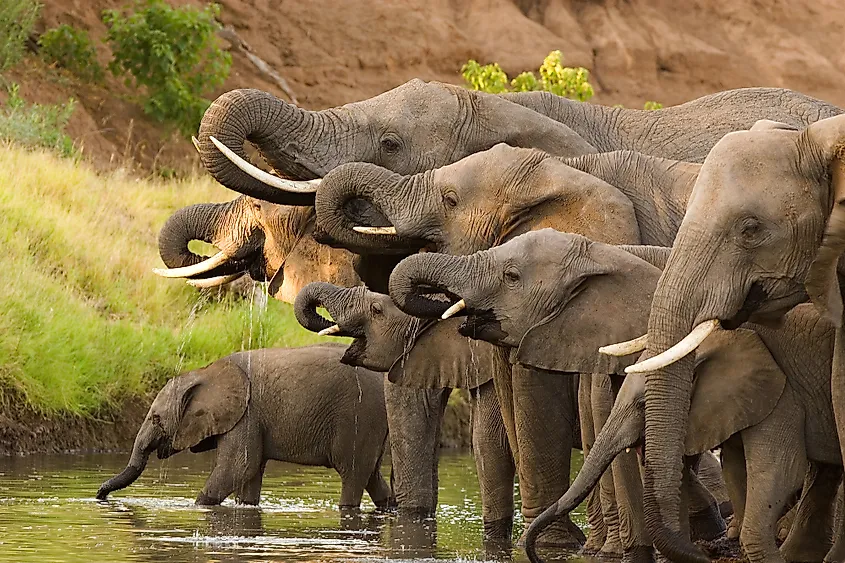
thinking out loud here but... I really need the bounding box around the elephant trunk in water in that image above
[294,282,366,336]
[96,422,160,500]
[525,380,645,563]
[196,89,334,206]
[388,253,487,319]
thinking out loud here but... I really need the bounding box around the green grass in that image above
[0,143,329,416]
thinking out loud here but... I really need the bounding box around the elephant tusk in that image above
[153,251,231,278]
[318,324,341,336]
[441,299,466,320]
[186,273,244,288]
[599,334,648,356]
[191,136,201,153]
[352,226,397,235]
[624,319,720,374]
[209,136,321,193]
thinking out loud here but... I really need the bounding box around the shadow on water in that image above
[0,449,595,562]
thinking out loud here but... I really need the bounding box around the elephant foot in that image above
[518,517,585,550]
[581,531,607,556]
[780,531,834,563]
[195,492,223,506]
[696,535,742,561]
[824,538,845,563]
[620,545,654,563]
[373,496,397,513]
[726,515,741,540]
[396,506,436,521]
[689,502,727,542]
[598,535,625,558]
[483,516,514,543]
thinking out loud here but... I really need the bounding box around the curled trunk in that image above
[197,89,323,205]
[96,423,159,500]
[525,395,643,563]
[294,282,364,335]
[388,253,479,319]
[158,201,237,269]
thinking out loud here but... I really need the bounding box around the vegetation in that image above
[38,24,103,81]
[0,83,77,158]
[462,50,594,101]
[102,0,232,137]
[0,144,328,416]
[0,0,40,72]
[643,100,663,110]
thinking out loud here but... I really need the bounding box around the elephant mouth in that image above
[458,311,508,344]
[341,337,367,366]
[720,280,806,330]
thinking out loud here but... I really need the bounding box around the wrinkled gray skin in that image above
[97,344,392,510]
[627,115,845,563]
[158,197,358,303]
[293,281,584,546]
[389,230,844,563]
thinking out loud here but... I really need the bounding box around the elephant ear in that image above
[171,358,250,451]
[805,116,845,328]
[515,246,661,374]
[387,318,498,389]
[685,328,786,455]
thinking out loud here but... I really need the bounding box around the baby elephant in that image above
[97,344,392,509]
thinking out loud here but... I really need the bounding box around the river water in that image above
[0,450,588,563]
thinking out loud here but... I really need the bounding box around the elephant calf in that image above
[97,344,392,510]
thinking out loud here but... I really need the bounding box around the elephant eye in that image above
[443,192,458,208]
[371,302,383,316]
[504,267,520,285]
[737,216,766,246]
[380,134,401,154]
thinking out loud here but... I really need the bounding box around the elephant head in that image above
[196,80,597,205]
[293,282,493,389]
[313,143,640,256]
[606,115,845,562]
[97,359,249,499]
[155,196,358,302]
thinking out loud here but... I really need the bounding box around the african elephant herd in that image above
[97,79,845,563]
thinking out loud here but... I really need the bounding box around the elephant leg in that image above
[721,435,747,541]
[697,450,733,519]
[491,346,519,466]
[580,373,609,555]
[470,379,516,543]
[512,364,584,549]
[687,456,727,542]
[738,395,806,563]
[826,483,844,563]
[364,459,392,510]
[197,417,261,506]
[780,463,841,562]
[384,379,449,516]
[235,460,267,505]
[591,373,623,557]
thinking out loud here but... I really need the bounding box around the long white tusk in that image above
[624,319,720,374]
[186,273,244,288]
[353,226,398,235]
[318,324,341,336]
[209,136,320,193]
[153,251,230,278]
[191,135,201,153]
[599,334,649,356]
[441,299,466,320]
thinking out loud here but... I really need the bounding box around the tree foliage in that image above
[0,0,40,72]
[39,24,103,81]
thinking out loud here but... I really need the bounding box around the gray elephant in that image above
[97,344,392,510]
[293,281,574,545]
[388,229,843,563]
[589,114,845,563]
[195,81,840,206]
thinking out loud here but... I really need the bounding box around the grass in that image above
[0,83,78,158]
[0,143,329,417]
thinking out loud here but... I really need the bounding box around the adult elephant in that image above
[389,230,843,563]
[594,115,845,563]
[293,282,532,544]
[195,81,840,206]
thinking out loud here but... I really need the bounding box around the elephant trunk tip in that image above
[524,504,560,563]
[648,520,710,563]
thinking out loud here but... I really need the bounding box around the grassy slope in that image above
[0,143,328,416]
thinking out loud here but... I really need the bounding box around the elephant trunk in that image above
[313,163,431,254]
[525,384,644,563]
[389,252,481,319]
[96,421,160,500]
[294,282,366,336]
[197,89,328,205]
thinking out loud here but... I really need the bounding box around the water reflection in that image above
[0,450,587,562]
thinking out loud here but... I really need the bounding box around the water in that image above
[0,450,588,563]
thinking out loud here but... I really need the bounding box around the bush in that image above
[102,0,231,137]
[462,50,594,101]
[0,0,40,72]
[643,100,663,110]
[0,83,77,158]
[38,24,103,81]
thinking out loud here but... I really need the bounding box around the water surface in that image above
[0,450,588,562]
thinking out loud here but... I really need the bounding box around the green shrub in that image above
[462,50,594,101]
[643,100,663,110]
[0,0,40,72]
[38,24,103,81]
[0,83,77,158]
[102,0,231,137]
